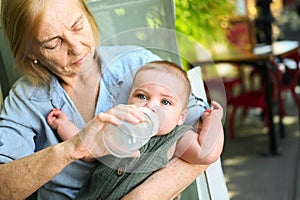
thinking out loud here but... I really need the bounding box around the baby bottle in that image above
[102,107,159,158]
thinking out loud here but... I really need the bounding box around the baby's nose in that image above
[145,101,159,111]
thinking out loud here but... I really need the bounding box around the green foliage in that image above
[175,0,236,49]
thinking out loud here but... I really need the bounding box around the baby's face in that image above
[128,69,187,135]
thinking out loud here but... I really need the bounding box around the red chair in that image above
[276,50,300,116]
[247,50,300,116]
[223,67,246,101]
[227,65,280,139]
[203,64,246,102]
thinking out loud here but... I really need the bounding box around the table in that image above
[191,40,299,155]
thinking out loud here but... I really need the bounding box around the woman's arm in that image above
[0,135,85,199]
[122,159,208,200]
[0,113,104,199]
[0,104,145,199]
[0,112,111,199]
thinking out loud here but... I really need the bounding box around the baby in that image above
[47,60,223,199]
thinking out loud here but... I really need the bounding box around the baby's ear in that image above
[177,109,188,125]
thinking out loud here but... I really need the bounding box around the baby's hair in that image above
[136,60,191,107]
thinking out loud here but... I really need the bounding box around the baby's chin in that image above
[156,127,176,136]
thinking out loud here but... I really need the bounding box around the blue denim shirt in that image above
[0,46,207,199]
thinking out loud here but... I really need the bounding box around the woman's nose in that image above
[66,35,83,56]
[68,42,82,55]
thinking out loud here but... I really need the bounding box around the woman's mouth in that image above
[73,55,87,65]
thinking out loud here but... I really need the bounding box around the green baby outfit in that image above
[75,125,194,200]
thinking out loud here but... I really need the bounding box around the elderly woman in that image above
[0,0,224,199]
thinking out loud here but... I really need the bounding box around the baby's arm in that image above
[47,108,79,141]
[174,101,224,165]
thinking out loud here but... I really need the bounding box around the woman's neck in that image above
[62,52,102,122]
[61,52,100,96]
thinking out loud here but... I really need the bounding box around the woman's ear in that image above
[177,109,188,125]
[26,53,37,62]
[27,53,37,60]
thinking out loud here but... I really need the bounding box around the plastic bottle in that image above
[102,107,159,158]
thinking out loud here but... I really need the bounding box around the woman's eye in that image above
[162,100,171,106]
[43,39,61,50]
[73,23,83,31]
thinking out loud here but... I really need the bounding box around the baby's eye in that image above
[161,100,171,106]
[137,94,147,100]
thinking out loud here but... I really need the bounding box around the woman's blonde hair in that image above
[0,0,99,85]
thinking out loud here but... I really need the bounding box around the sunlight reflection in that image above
[223,156,248,166]
[273,115,298,125]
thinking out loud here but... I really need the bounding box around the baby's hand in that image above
[201,101,223,121]
[47,108,61,129]
[196,101,223,134]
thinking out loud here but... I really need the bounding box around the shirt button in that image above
[117,166,124,176]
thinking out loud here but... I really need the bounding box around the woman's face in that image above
[32,0,96,77]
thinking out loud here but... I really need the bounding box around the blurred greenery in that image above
[83,0,236,65]
[175,0,236,51]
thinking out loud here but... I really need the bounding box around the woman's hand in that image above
[74,104,145,160]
